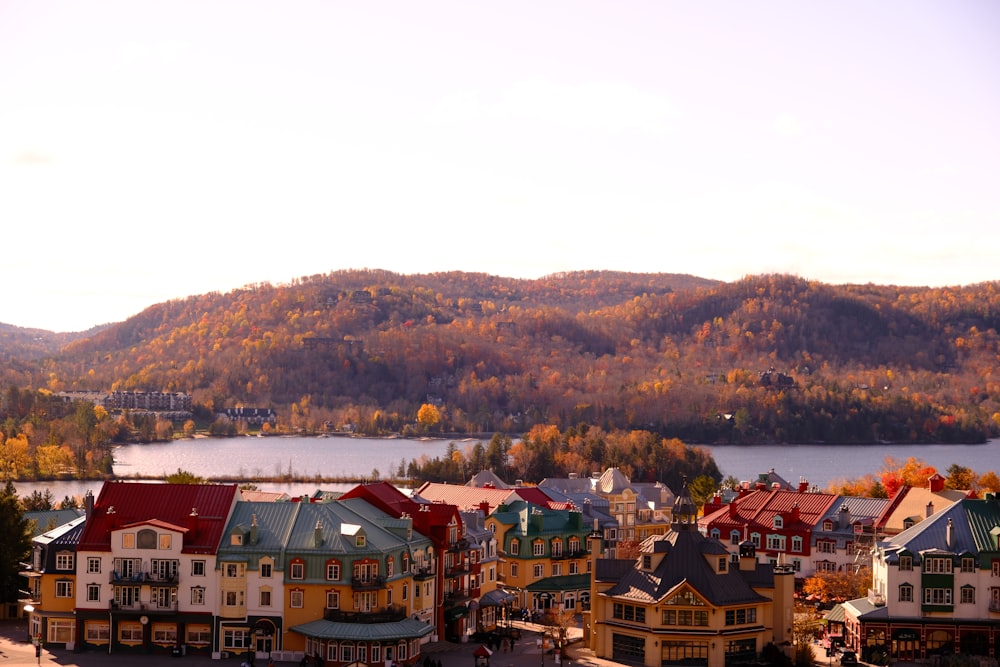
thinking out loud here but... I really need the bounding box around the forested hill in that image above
[5,270,1000,444]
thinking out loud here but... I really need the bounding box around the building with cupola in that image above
[589,480,795,666]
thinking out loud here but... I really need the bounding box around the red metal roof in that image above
[77,481,239,554]
[700,488,838,533]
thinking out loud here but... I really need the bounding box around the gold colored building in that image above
[589,483,795,666]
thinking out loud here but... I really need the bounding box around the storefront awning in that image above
[478,589,516,607]
[524,574,591,593]
[291,618,433,642]
[445,606,469,622]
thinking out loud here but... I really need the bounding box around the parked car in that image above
[840,650,858,664]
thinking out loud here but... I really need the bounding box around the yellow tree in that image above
[416,403,441,430]
[0,434,31,479]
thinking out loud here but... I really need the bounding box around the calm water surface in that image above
[15,436,999,500]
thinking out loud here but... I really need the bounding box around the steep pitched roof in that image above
[77,481,239,554]
[875,484,966,534]
[467,469,512,489]
[219,500,303,561]
[25,508,86,537]
[34,515,86,547]
[414,481,570,512]
[877,496,1000,560]
[603,530,769,606]
[240,489,291,502]
[700,488,837,535]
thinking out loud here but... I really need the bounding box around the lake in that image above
[13,435,999,501]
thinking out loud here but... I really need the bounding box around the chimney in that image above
[529,507,544,532]
[945,518,954,549]
[106,505,117,531]
[249,514,259,546]
[839,504,850,529]
[926,502,934,518]
[314,520,324,547]
[729,500,738,518]
[479,500,491,516]
[84,490,94,519]
[798,478,809,493]
[582,499,592,517]
[189,507,199,535]
[929,474,945,493]
[569,508,582,529]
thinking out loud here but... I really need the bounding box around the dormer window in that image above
[773,516,783,529]
[823,520,834,531]
[231,533,243,546]
[642,555,651,570]
[356,535,366,548]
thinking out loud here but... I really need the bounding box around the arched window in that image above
[137,529,157,549]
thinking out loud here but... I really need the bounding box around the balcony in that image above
[351,575,386,591]
[109,571,180,585]
[110,600,178,614]
[324,605,406,624]
[413,566,435,581]
[989,600,1000,613]
[445,563,471,577]
[444,589,470,606]
[448,538,470,553]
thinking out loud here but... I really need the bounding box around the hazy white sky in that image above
[2,1,999,332]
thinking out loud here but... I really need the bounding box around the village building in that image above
[485,500,593,616]
[840,493,1000,663]
[22,515,87,649]
[589,481,795,666]
[73,482,240,656]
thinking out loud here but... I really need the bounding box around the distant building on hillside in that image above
[217,407,277,426]
[56,390,192,414]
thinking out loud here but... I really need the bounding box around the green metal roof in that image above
[291,618,434,642]
[525,573,592,592]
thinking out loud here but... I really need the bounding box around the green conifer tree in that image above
[0,481,32,605]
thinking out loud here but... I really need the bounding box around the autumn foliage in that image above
[1,271,1000,448]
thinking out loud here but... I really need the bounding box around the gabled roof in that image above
[814,496,891,535]
[77,481,240,554]
[25,508,86,537]
[699,488,838,534]
[602,530,769,606]
[874,484,966,534]
[34,515,86,547]
[414,481,570,513]
[467,470,512,489]
[877,497,1000,561]
[240,489,291,502]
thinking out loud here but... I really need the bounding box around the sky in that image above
[2,1,999,333]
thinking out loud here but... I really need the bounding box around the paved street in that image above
[1,620,610,667]
[0,619,877,667]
